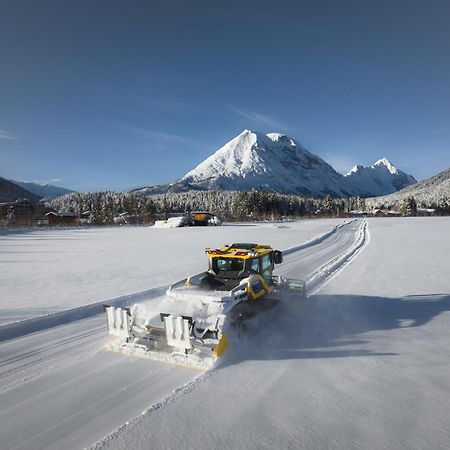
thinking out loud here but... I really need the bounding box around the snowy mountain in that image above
[10,180,75,199]
[368,167,450,206]
[0,177,41,203]
[134,130,352,197]
[343,158,417,197]
[180,130,350,196]
[132,130,417,198]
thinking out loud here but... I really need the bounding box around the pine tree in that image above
[6,206,16,227]
[401,196,417,216]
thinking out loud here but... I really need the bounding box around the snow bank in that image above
[0,286,166,343]
[153,216,189,228]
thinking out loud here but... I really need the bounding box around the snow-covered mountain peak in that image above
[266,132,286,141]
[343,157,416,196]
[372,157,399,175]
[266,132,298,148]
[132,130,417,198]
[179,129,347,196]
[346,165,364,176]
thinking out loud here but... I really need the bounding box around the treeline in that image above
[45,191,156,224]
[46,190,369,224]
[369,195,450,216]
[152,190,367,220]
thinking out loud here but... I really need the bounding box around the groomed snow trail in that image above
[95,218,450,450]
[0,220,365,450]
[0,317,199,450]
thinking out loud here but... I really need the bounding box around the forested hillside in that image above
[46,190,368,224]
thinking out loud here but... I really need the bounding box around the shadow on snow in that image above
[219,293,450,367]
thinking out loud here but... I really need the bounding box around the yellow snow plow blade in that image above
[212,334,228,357]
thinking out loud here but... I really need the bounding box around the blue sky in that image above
[1,0,449,191]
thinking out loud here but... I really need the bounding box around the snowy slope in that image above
[344,157,417,196]
[132,130,416,198]
[368,166,450,206]
[10,180,75,199]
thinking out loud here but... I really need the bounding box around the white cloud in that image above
[22,178,63,185]
[228,105,290,131]
[0,129,17,140]
[44,178,63,184]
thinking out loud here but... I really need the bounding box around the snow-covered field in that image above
[92,217,450,450]
[0,219,346,325]
[1,217,449,449]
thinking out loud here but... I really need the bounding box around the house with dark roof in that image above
[46,211,80,226]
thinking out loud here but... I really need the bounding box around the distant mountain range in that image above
[10,180,74,199]
[1,130,427,202]
[368,167,450,206]
[0,177,41,203]
[343,158,417,197]
[132,129,417,198]
[0,177,75,203]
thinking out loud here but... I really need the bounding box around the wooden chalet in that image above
[46,211,79,226]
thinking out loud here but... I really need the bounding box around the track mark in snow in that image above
[306,219,370,295]
[90,372,209,450]
[0,319,105,393]
[90,220,368,449]
[0,221,355,344]
[0,347,197,450]
[0,219,367,450]
[282,219,355,256]
[0,286,166,343]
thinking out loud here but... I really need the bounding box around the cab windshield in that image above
[213,257,244,273]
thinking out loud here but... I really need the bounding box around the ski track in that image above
[0,219,368,449]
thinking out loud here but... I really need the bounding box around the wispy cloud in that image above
[41,178,62,184]
[115,123,203,148]
[22,178,63,185]
[228,105,290,131]
[0,129,18,140]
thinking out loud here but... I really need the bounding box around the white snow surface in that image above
[1,218,449,450]
[153,216,188,228]
[0,219,360,450]
[93,217,450,450]
[0,219,345,325]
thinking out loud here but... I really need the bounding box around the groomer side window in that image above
[261,254,272,282]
